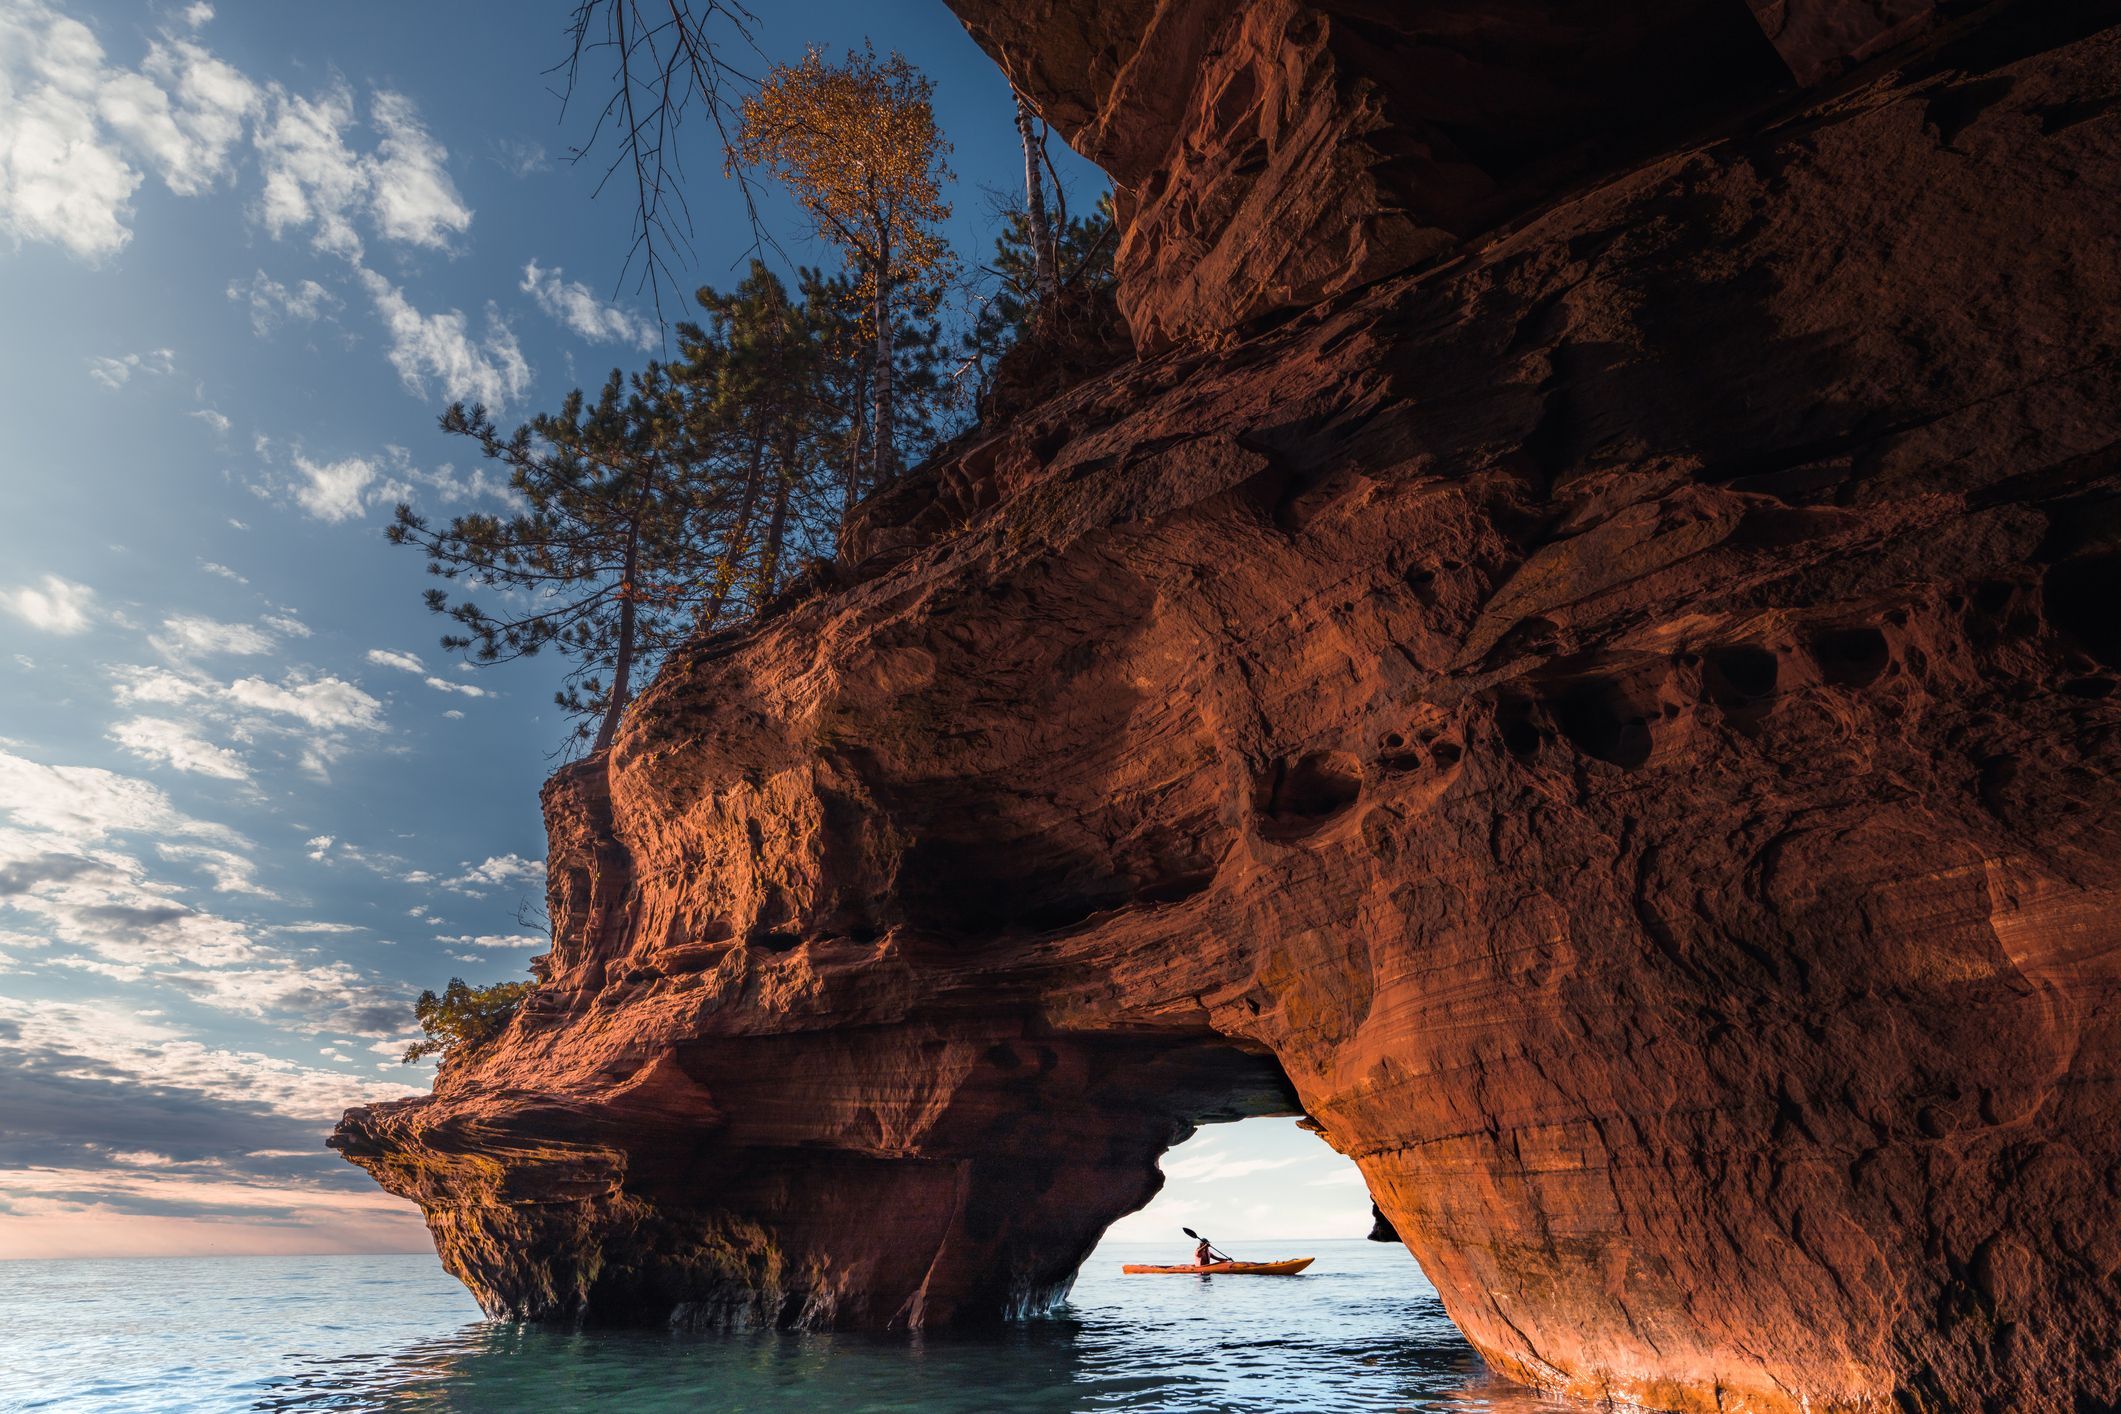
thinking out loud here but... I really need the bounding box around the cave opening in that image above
[1049,1117,1520,1409]
[1093,1116,1381,1258]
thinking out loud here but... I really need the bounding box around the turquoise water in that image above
[2,1239,1579,1413]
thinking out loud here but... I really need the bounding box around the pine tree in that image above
[962,194,1118,399]
[677,261,826,626]
[801,267,873,524]
[730,45,956,491]
[388,365,718,751]
[402,977,533,1063]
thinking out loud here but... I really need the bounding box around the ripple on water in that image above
[2,1242,1582,1414]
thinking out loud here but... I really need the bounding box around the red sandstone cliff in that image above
[334,3,2121,1410]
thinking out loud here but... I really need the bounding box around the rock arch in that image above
[337,5,2121,1409]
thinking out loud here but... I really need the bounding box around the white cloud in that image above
[108,716,249,781]
[262,613,308,638]
[166,959,407,1035]
[442,709,464,720]
[109,658,389,785]
[422,676,488,698]
[0,4,149,259]
[276,444,497,523]
[110,663,210,706]
[224,674,383,732]
[1160,1153,1308,1183]
[366,91,469,247]
[154,840,270,895]
[0,993,417,1119]
[227,269,340,336]
[492,137,547,178]
[288,452,404,523]
[521,259,654,348]
[436,933,544,950]
[0,0,470,272]
[0,747,232,844]
[187,407,231,435]
[0,753,258,973]
[2,573,96,634]
[152,613,276,658]
[365,648,424,673]
[441,853,544,893]
[87,348,175,389]
[0,4,256,260]
[252,83,467,260]
[250,79,365,258]
[109,35,257,195]
[356,266,531,409]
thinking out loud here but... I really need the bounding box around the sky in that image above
[0,0,1371,1262]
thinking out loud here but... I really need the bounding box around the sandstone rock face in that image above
[950,0,1953,350]
[335,4,2121,1411]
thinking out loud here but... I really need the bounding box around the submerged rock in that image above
[336,3,2121,1409]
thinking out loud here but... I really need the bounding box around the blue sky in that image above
[0,0,1370,1260]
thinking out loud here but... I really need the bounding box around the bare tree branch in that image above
[553,1,778,330]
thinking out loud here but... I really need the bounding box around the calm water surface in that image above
[4,1239,1580,1413]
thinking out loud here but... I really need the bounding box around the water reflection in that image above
[244,1243,1578,1414]
[253,1320,1563,1414]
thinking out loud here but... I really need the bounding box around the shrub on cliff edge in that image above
[402,978,533,1063]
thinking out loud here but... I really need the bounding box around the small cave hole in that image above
[1704,646,1781,707]
[1812,626,1891,687]
[1553,683,1653,769]
[745,928,806,954]
[1254,752,1363,837]
[1495,703,1544,762]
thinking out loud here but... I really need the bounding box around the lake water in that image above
[3,1239,1581,1413]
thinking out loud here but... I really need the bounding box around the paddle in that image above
[1181,1226,1236,1264]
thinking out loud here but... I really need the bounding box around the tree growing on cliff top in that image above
[402,977,534,1063]
[389,364,720,751]
[959,192,1118,404]
[730,44,956,494]
[677,260,833,622]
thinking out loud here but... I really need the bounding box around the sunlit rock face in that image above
[335,3,2121,1410]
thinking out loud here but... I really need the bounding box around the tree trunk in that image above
[758,432,797,601]
[871,229,895,487]
[1015,88,1057,304]
[595,519,642,754]
[842,350,870,531]
[700,427,768,630]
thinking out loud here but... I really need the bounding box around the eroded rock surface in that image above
[335,4,2121,1410]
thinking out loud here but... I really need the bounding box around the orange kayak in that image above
[1120,1258,1315,1275]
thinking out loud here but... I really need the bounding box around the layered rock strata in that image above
[336,3,2121,1410]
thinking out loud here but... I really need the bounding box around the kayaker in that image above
[1194,1236,1217,1267]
